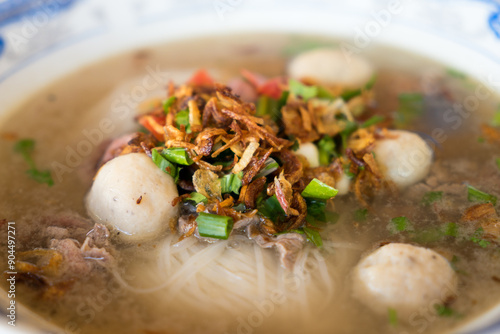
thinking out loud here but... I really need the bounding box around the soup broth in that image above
[0,34,499,334]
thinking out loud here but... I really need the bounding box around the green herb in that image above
[495,157,500,171]
[256,95,280,120]
[14,139,54,186]
[478,137,485,143]
[395,93,424,127]
[389,216,412,233]
[161,147,194,165]
[470,227,491,248]
[283,40,336,56]
[446,68,467,80]
[443,222,458,237]
[175,109,191,133]
[340,121,358,149]
[303,227,323,247]
[491,107,500,127]
[162,96,177,114]
[354,208,368,222]
[412,227,443,244]
[344,165,355,179]
[317,135,336,166]
[152,149,179,182]
[302,178,338,200]
[196,212,234,239]
[305,198,327,223]
[289,79,318,101]
[340,75,376,101]
[258,195,286,221]
[422,191,443,206]
[232,203,246,212]
[219,172,243,194]
[289,136,300,151]
[316,86,335,100]
[255,158,280,178]
[467,185,497,206]
[388,308,398,327]
[186,192,208,204]
[434,304,460,318]
[361,115,385,128]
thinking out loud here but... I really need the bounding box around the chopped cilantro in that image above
[434,304,460,318]
[175,109,191,133]
[395,93,424,127]
[492,106,500,127]
[354,208,368,222]
[361,115,385,128]
[388,308,398,326]
[162,96,176,114]
[495,157,500,171]
[317,135,337,166]
[470,228,491,248]
[14,139,54,186]
[389,216,412,233]
[422,191,443,206]
[443,222,458,237]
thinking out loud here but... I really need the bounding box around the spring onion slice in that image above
[303,227,323,247]
[14,139,54,186]
[443,222,458,237]
[361,115,385,128]
[354,208,368,222]
[162,96,176,115]
[467,185,497,206]
[186,192,208,204]
[152,149,179,182]
[175,109,191,133]
[289,79,318,101]
[388,308,398,327]
[301,178,338,200]
[495,157,500,171]
[258,195,285,221]
[255,158,279,178]
[161,147,194,165]
[492,107,500,127]
[196,212,234,239]
[219,172,243,194]
[317,135,336,166]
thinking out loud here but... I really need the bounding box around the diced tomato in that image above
[188,69,214,86]
[138,115,165,141]
[258,77,283,99]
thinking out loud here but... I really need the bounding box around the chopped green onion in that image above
[175,109,191,133]
[434,304,460,318]
[478,137,485,143]
[422,191,443,206]
[232,203,246,212]
[303,227,323,247]
[470,227,491,248]
[326,211,340,224]
[14,139,54,186]
[354,208,368,222]
[446,68,467,80]
[185,192,208,204]
[495,157,500,171]
[255,158,280,178]
[256,95,280,121]
[302,178,338,200]
[161,147,194,165]
[395,93,424,127]
[219,172,243,195]
[340,75,376,101]
[289,79,318,101]
[389,216,412,233]
[317,135,337,166]
[443,222,458,237]
[491,106,500,127]
[305,198,327,224]
[258,195,286,221]
[412,227,443,244]
[152,149,179,182]
[162,96,177,114]
[467,185,497,206]
[340,121,358,149]
[196,212,234,240]
[288,136,300,151]
[344,164,356,179]
[388,308,398,327]
[361,115,385,128]
[316,86,335,100]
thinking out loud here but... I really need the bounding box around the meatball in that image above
[86,153,179,242]
[373,130,433,190]
[287,48,374,89]
[352,243,458,319]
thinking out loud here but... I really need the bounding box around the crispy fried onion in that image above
[462,203,500,241]
[232,139,260,173]
[193,169,222,201]
[274,171,299,216]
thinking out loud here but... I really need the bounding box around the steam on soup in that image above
[0,34,500,334]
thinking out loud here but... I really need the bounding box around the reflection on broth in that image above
[0,34,499,334]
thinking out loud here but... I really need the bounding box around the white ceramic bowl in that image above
[1,1,500,333]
